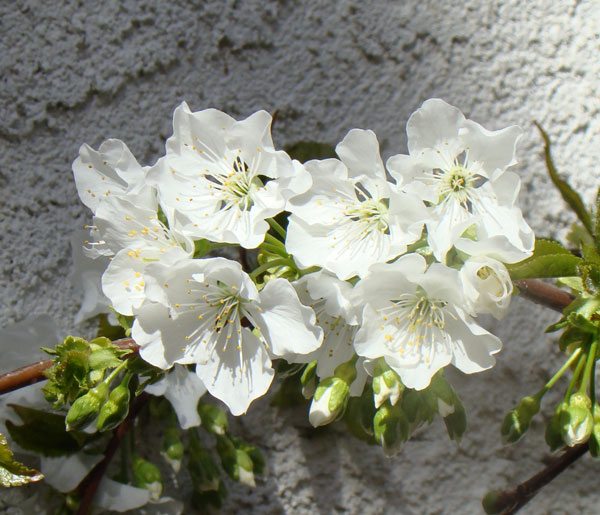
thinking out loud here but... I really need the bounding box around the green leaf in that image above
[6,405,94,457]
[96,313,127,341]
[0,432,43,487]
[284,141,337,163]
[566,222,595,249]
[506,239,581,280]
[578,263,600,296]
[193,239,212,259]
[582,245,600,266]
[535,122,593,236]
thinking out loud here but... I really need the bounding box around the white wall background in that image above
[1,0,600,513]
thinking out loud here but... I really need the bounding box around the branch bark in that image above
[514,279,573,313]
[486,443,589,514]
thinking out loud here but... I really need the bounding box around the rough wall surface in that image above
[1,0,600,513]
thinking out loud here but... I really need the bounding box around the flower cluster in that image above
[73,98,533,418]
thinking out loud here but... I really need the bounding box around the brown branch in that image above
[0,339,139,396]
[514,279,574,313]
[75,392,150,515]
[486,442,589,514]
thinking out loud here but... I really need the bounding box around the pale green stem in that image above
[249,258,295,280]
[267,218,287,240]
[579,338,598,396]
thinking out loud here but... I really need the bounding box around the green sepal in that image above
[343,394,377,444]
[444,399,467,442]
[198,402,228,435]
[96,313,127,341]
[0,432,43,487]
[284,141,337,163]
[557,326,586,352]
[300,361,318,399]
[6,405,94,457]
[193,239,212,259]
[566,312,599,335]
[535,122,593,236]
[191,480,227,510]
[578,262,600,296]
[506,238,581,280]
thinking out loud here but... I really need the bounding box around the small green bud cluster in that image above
[546,393,594,450]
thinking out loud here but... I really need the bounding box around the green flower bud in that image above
[309,376,350,427]
[545,402,567,451]
[198,402,228,435]
[300,361,318,399]
[216,435,255,487]
[500,394,541,444]
[560,393,593,446]
[230,436,266,476]
[373,401,409,456]
[162,427,184,473]
[65,382,109,431]
[481,490,506,514]
[344,386,377,443]
[96,374,131,432]
[132,456,163,501]
[372,358,404,409]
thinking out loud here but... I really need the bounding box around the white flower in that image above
[354,254,501,390]
[147,102,306,249]
[386,98,533,262]
[293,271,360,380]
[132,258,322,415]
[286,129,426,280]
[145,365,207,429]
[72,138,155,214]
[91,197,193,315]
[460,255,513,319]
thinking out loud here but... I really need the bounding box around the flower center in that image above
[377,290,451,363]
[345,198,390,235]
[218,157,262,211]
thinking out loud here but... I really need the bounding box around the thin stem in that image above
[267,218,287,240]
[249,258,295,280]
[579,339,598,395]
[514,279,574,313]
[541,346,583,393]
[259,242,290,258]
[0,339,139,396]
[487,442,589,514]
[566,347,588,399]
[76,393,149,515]
[264,232,287,250]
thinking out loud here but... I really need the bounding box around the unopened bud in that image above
[198,402,228,435]
[501,394,541,444]
[162,427,184,473]
[372,358,404,409]
[309,376,350,427]
[216,435,255,487]
[132,456,163,501]
[444,398,467,442]
[65,382,109,431]
[561,393,593,447]
[96,374,131,432]
[373,401,409,456]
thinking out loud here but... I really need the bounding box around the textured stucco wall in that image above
[1,0,600,513]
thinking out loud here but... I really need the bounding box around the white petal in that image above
[406,98,465,154]
[195,328,273,416]
[94,478,151,512]
[41,453,103,493]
